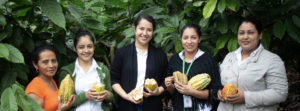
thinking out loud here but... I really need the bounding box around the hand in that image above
[94,90,110,102]
[164,76,174,88]
[57,95,75,111]
[217,90,225,102]
[127,89,143,104]
[225,88,245,104]
[143,86,159,98]
[85,89,101,101]
[174,80,193,95]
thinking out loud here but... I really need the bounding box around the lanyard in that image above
[182,56,194,76]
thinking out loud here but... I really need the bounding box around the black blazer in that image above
[110,42,168,111]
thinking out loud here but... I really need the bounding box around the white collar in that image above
[235,44,262,58]
[179,49,204,63]
[72,58,101,77]
[136,48,148,56]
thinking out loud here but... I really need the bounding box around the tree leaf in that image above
[217,14,228,33]
[193,1,204,7]
[273,21,285,39]
[292,15,300,28]
[134,7,163,18]
[0,31,8,42]
[14,64,28,81]
[4,44,24,64]
[24,37,35,52]
[131,0,143,13]
[0,15,6,27]
[12,83,32,111]
[226,0,240,11]
[122,26,135,38]
[1,87,18,111]
[199,18,209,28]
[261,30,271,49]
[40,0,66,29]
[68,4,83,21]
[229,17,239,34]
[155,27,176,35]
[174,36,183,52]
[285,19,300,44]
[16,7,31,17]
[227,35,238,52]
[216,34,230,49]
[217,0,226,13]
[0,43,9,60]
[203,0,217,19]
[82,17,106,31]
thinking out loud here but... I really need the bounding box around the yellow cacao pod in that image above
[173,71,188,85]
[188,73,211,90]
[131,87,143,102]
[144,78,158,92]
[222,83,237,99]
[59,74,74,104]
[91,82,105,96]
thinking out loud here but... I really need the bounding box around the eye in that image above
[238,31,245,35]
[52,59,57,63]
[42,60,48,64]
[87,45,93,48]
[147,28,153,32]
[139,27,144,30]
[79,46,84,49]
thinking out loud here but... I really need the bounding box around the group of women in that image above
[25,14,288,111]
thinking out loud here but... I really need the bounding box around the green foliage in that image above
[1,0,300,110]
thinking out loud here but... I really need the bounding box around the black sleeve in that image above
[159,52,168,89]
[110,49,123,85]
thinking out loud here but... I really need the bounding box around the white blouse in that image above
[135,48,148,89]
[74,58,103,111]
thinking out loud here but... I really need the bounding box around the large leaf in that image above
[226,0,240,11]
[131,0,143,13]
[123,26,135,38]
[0,32,8,42]
[217,0,226,13]
[261,31,271,49]
[12,83,31,111]
[174,36,182,52]
[1,87,18,111]
[14,64,28,81]
[229,17,239,34]
[0,43,9,60]
[193,1,204,7]
[82,17,106,31]
[216,34,230,49]
[134,7,164,18]
[4,44,24,64]
[40,0,66,29]
[155,27,176,35]
[16,7,31,17]
[217,14,228,34]
[203,0,217,19]
[292,15,300,28]
[273,21,285,39]
[227,35,238,52]
[199,18,209,28]
[0,15,6,27]
[68,4,83,21]
[285,19,300,44]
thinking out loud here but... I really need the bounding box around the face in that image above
[74,35,95,62]
[181,28,201,54]
[33,50,58,77]
[134,19,153,46]
[238,22,262,53]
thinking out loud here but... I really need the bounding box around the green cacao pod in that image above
[59,74,74,104]
[173,71,188,85]
[188,73,211,90]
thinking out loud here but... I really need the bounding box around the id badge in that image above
[183,95,192,108]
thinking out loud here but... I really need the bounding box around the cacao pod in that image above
[222,83,238,99]
[188,73,211,90]
[59,74,74,104]
[131,87,143,102]
[91,82,105,96]
[173,71,188,85]
[144,78,158,92]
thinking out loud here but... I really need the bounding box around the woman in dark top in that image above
[164,23,222,111]
[110,14,168,111]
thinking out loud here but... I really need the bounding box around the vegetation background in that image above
[0,0,299,110]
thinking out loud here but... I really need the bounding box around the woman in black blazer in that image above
[110,14,168,111]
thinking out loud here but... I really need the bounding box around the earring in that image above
[36,69,39,73]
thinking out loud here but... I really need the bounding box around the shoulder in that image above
[25,77,43,95]
[260,49,283,62]
[60,62,75,73]
[116,43,134,54]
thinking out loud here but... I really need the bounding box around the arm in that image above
[244,57,288,108]
[101,63,114,102]
[28,93,44,106]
